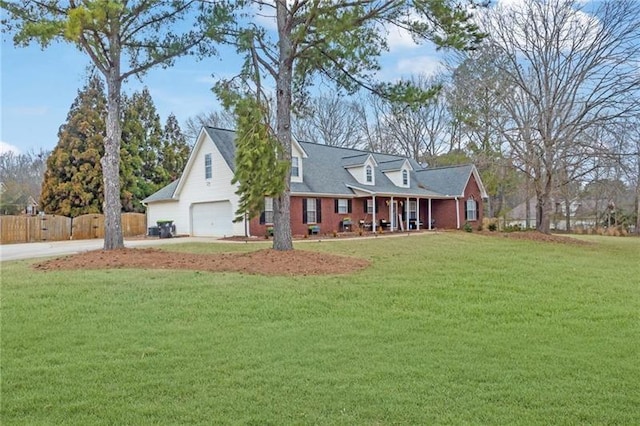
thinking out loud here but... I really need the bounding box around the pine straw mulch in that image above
[32,247,371,276]
[477,230,593,245]
[32,231,592,276]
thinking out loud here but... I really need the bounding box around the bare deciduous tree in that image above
[184,110,237,141]
[0,150,48,215]
[481,0,640,233]
[293,93,365,149]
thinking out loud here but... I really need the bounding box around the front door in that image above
[390,201,398,230]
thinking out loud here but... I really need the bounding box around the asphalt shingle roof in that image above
[144,127,479,202]
[204,127,236,172]
[413,164,474,197]
[142,179,179,203]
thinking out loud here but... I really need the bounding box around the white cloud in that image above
[483,0,602,52]
[0,141,21,155]
[7,106,49,116]
[396,56,443,77]
[386,26,420,51]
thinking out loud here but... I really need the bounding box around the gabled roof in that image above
[296,141,445,197]
[414,164,488,198]
[342,153,377,168]
[171,127,236,198]
[203,127,236,172]
[379,158,413,172]
[144,127,487,202]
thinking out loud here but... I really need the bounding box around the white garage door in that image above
[191,201,233,237]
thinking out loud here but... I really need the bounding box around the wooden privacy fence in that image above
[0,215,72,244]
[71,214,105,240]
[0,213,146,244]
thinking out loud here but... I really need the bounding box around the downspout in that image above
[455,197,460,229]
[428,198,432,230]
[417,198,420,230]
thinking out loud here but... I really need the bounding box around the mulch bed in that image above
[477,230,592,245]
[33,248,371,276]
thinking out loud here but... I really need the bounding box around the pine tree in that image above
[2,0,235,249]
[40,75,106,217]
[161,113,190,182]
[121,87,165,212]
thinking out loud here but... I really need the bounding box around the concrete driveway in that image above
[0,237,216,262]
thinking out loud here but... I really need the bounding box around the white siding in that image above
[384,162,411,187]
[146,201,182,233]
[346,157,376,185]
[146,132,245,237]
[385,170,402,186]
[291,143,304,183]
[176,133,245,236]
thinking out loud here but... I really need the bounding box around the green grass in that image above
[2,233,639,424]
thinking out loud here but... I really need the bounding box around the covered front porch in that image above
[349,192,461,233]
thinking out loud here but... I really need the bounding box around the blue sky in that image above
[1,17,443,155]
[1,0,603,156]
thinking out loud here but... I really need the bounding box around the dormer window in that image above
[402,169,408,186]
[291,157,299,177]
[366,165,373,183]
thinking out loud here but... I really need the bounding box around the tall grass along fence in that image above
[0,213,146,244]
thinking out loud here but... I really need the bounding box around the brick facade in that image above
[249,179,484,237]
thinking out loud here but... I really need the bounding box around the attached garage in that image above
[191,201,233,237]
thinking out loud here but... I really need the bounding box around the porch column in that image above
[372,195,377,233]
[428,198,432,230]
[456,197,461,229]
[406,197,409,231]
[390,196,394,231]
[416,198,421,230]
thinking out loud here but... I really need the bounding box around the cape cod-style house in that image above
[143,127,488,237]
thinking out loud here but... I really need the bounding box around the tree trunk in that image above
[102,69,124,250]
[564,196,571,232]
[636,157,640,235]
[536,172,553,234]
[273,0,294,251]
[525,174,531,229]
[536,194,552,233]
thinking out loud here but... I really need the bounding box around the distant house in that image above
[506,198,599,230]
[143,127,488,237]
[24,196,39,216]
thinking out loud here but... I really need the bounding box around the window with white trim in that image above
[204,153,212,179]
[264,197,274,224]
[366,199,374,214]
[402,169,408,186]
[306,198,317,223]
[466,197,478,221]
[337,199,349,214]
[409,200,417,220]
[365,165,373,183]
[291,156,299,177]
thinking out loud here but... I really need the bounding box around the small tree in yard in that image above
[1,0,233,249]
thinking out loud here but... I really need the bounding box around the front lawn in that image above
[2,233,638,424]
